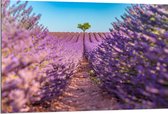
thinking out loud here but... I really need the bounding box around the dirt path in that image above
[32,58,117,112]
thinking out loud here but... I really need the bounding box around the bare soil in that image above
[31,58,117,112]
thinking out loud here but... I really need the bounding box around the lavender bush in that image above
[2,0,83,112]
[87,4,168,108]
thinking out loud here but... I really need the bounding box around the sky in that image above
[11,0,131,32]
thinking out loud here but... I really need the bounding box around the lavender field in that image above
[1,0,168,112]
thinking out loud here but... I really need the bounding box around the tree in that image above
[77,22,91,32]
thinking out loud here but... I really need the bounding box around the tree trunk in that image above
[82,32,86,59]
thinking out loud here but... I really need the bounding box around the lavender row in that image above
[37,33,84,103]
[2,0,82,112]
[87,4,168,109]
[2,0,50,112]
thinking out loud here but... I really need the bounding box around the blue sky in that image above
[11,0,130,32]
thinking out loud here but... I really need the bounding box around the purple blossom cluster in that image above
[2,0,83,112]
[87,5,168,109]
[2,0,48,112]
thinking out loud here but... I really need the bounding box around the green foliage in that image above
[77,22,91,32]
[88,69,101,84]
[89,70,95,76]
[150,17,155,21]
[90,76,101,85]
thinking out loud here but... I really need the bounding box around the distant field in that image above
[49,32,113,43]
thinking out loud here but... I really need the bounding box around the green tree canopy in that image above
[77,22,91,32]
